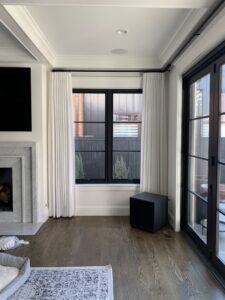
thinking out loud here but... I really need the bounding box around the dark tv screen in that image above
[0,67,32,131]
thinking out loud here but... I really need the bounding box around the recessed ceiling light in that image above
[116,29,128,35]
[111,48,128,55]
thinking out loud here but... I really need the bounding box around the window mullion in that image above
[106,91,113,183]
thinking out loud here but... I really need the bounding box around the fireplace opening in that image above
[0,168,13,211]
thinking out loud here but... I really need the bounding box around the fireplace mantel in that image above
[0,142,41,235]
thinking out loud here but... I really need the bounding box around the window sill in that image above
[75,183,140,191]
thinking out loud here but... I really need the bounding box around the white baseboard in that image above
[76,206,129,216]
[38,207,49,223]
[168,210,180,232]
[168,210,175,230]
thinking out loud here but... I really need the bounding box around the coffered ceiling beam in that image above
[0,4,55,65]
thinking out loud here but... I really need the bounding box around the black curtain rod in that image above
[51,0,225,74]
[51,68,167,73]
[164,0,225,68]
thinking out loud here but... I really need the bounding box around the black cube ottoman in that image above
[130,192,168,232]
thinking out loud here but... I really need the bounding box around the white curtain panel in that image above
[140,73,167,195]
[48,72,75,217]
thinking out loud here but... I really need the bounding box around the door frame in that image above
[182,41,225,278]
[182,64,214,259]
[211,55,225,277]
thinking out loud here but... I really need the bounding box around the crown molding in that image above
[0,5,38,62]
[55,54,160,70]
[159,8,207,67]
[175,6,225,72]
[0,0,215,9]
[2,5,56,65]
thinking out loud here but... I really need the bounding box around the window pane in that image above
[113,94,142,122]
[113,93,142,153]
[113,152,140,180]
[189,118,209,158]
[113,124,141,151]
[220,64,225,113]
[75,152,105,180]
[188,193,207,243]
[190,74,210,118]
[219,115,225,162]
[73,93,105,122]
[75,123,105,151]
[188,157,208,199]
[113,136,141,151]
[113,123,141,138]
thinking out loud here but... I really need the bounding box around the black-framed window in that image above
[73,89,142,183]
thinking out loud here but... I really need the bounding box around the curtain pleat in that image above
[48,72,75,217]
[140,73,167,195]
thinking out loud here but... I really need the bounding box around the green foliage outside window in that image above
[75,153,85,179]
[113,156,129,179]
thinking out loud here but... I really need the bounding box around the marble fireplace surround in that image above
[0,142,41,235]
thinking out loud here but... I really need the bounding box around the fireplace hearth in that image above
[0,168,12,211]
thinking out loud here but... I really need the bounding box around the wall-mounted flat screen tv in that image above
[0,67,32,131]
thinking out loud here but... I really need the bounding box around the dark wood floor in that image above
[8,217,225,300]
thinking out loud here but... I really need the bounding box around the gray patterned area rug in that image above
[10,265,113,300]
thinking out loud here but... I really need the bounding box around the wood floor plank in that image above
[6,217,225,300]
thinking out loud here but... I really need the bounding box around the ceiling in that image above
[0,0,220,69]
[26,6,189,57]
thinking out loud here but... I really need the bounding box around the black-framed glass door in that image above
[183,53,225,278]
[213,58,225,275]
[184,67,213,256]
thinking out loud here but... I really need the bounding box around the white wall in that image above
[0,63,49,223]
[75,184,139,216]
[72,72,142,89]
[167,7,225,231]
[73,73,142,216]
[167,69,182,230]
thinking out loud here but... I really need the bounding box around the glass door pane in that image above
[187,74,210,243]
[217,164,225,263]
[189,118,209,158]
[216,64,225,263]
[189,74,210,118]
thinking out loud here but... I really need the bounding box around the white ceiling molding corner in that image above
[174,6,225,72]
[3,5,56,66]
[55,54,160,70]
[159,8,207,67]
